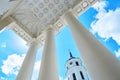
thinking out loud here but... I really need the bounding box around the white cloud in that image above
[92,0,107,19]
[1,42,6,48]
[1,53,68,80]
[115,49,120,58]
[1,53,42,79]
[91,1,120,45]
[0,76,7,80]
[1,54,25,75]
[92,0,107,10]
[1,44,6,48]
[59,76,68,80]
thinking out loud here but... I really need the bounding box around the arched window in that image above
[76,61,79,66]
[67,66,68,69]
[80,71,85,79]
[70,62,73,65]
[72,73,77,80]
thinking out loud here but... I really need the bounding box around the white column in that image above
[63,11,120,80]
[16,40,39,80]
[38,27,59,80]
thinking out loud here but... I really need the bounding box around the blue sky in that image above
[0,0,120,80]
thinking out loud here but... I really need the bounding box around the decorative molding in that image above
[9,22,33,43]
[0,0,99,47]
[1,0,25,20]
[37,33,46,45]
[0,16,15,30]
[53,18,65,32]
[73,0,98,16]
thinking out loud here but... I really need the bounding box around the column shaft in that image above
[38,28,59,80]
[64,11,120,80]
[16,41,39,80]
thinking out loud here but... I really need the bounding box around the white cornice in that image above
[1,0,25,20]
[0,0,99,47]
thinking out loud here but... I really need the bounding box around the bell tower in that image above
[66,51,89,80]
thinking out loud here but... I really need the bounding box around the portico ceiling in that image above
[12,0,81,37]
[0,0,98,44]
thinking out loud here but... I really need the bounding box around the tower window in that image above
[80,71,85,79]
[67,66,68,69]
[70,62,73,65]
[72,73,77,80]
[76,61,79,66]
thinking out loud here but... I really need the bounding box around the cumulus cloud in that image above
[1,54,25,75]
[1,42,6,48]
[91,1,120,57]
[91,0,120,45]
[1,44,6,48]
[115,49,120,58]
[1,53,42,79]
[0,76,7,80]
[59,76,68,80]
[92,0,107,19]
[1,53,68,80]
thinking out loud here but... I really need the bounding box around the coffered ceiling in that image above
[11,0,81,37]
[0,0,98,44]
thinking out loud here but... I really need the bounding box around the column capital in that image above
[61,10,72,20]
[44,25,56,36]
[27,38,42,49]
[47,25,57,32]
[47,27,55,31]
[61,10,77,26]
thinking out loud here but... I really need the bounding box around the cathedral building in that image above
[66,52,89,80]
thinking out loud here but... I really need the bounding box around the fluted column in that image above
[63,11,120,80]
[38,27,59,80]
[16,40,39,80]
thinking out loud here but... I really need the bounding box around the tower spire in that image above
[66,50,89,80]
[69,49,73,58]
